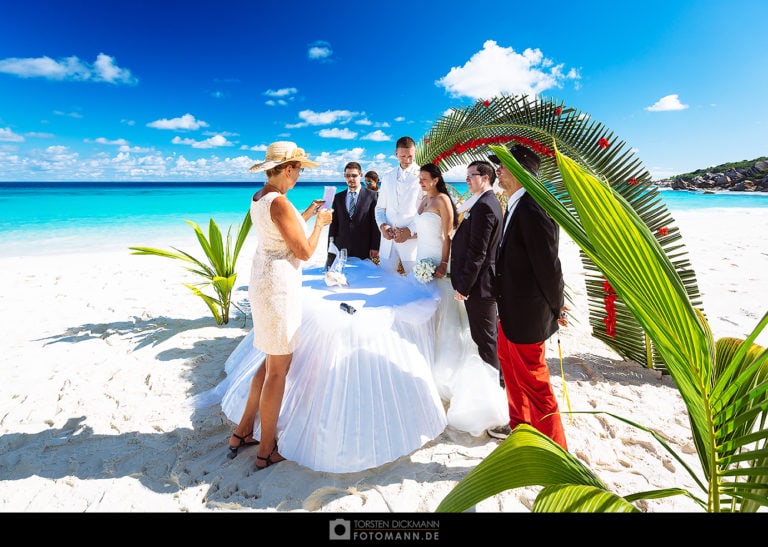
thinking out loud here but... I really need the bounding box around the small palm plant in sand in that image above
[129,211,252,325]
[437,145,768,513]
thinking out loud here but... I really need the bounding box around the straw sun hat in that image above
[248,141,320,172]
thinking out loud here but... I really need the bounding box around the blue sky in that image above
[1,0,766,183]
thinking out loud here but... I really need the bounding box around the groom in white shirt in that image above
[374,136,423,274]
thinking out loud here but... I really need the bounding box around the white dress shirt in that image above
[501,187,527,240]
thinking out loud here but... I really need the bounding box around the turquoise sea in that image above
[1,181,767,257]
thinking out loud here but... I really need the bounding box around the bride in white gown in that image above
[413,164,507,435]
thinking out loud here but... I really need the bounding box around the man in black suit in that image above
[488,144,568,449]
[326,161,380,268]
[450,160,503,382]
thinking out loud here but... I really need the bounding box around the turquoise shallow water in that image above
[1,182,766,257]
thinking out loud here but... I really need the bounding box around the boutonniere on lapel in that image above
[463,210,471,220]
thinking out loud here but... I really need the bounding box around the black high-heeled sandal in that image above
[227,431,259,459]
[255,443,284,470]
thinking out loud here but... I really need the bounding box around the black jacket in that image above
[327,186,380,264]
[495,192,564,344]
[449,190,503,299]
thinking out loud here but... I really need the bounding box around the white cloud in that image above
[204,130,238,137]
[0,127,24,142]
[240,143,268,151]
[264,88,297,106]
[361,130,390,142]
[308,41,332,60]
[442,164,471,183]
[118,144,152,153]
[436,40,580,100]
[318,127,357,139]
[265,87,298,97]
[394,116,405,122]
[92,137,129,146]
[0,53,137,84]
[645,94,688,112]
[355,118,373,126]
[148,113,209,131]
[45,145,78,161]
[54,110,83,118]
[171,134,233,148]
[298,109,357,126]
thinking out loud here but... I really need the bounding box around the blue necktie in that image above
[348,191,357,216]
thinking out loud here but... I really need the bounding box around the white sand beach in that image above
[0,207,766,515]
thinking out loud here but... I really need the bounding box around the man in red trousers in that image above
[488,144,568,450]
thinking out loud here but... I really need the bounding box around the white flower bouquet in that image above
[413,258,436,284]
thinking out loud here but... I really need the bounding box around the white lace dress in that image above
[414,211,507,436]
[248,192,304,354]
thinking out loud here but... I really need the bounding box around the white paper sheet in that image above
[321,186,336,210]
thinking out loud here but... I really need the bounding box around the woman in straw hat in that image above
[227,141,332,470]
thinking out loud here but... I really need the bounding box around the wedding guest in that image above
[374,136,423,274]
[488,144,568,449]
[326,162,380,268]
[449,160,504,385]
[364,170,380,192]
[227,141,332,469]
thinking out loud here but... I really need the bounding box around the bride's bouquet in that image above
[413,258,436,284]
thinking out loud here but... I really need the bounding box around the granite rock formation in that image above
[656,160,768,192]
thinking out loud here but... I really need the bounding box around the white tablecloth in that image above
[191,258,449,473]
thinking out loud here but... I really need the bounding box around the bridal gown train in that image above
[190,257,448,473]
[413,211,507,435]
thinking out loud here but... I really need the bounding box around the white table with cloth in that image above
[190,258,454,473]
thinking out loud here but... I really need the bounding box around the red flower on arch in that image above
[598,138,610,149]
[657,227,669,236]
[554,106,563,116]
[429,134,556,165]
[628,177,638,185]
[602,277,617,338]
[482,100,490,107]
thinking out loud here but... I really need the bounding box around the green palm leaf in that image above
[436,424,607,512]
[534,484,639,513]
[417,94,702,370]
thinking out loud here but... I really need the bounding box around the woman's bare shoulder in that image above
[437,193,454,210]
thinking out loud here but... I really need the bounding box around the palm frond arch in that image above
[417,94,702,370]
